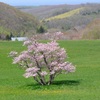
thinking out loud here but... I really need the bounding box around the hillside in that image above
[44,3,100,31]
[0,2,39,39]
[82,18,100,39]
[17,4,81,20]
[0,3,100,40]
[18,3,100,32]
[45,7,84,21]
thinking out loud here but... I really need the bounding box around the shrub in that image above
[9,32,75,85]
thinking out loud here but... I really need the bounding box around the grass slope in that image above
[45,7,84,21]
[0,40,100,100]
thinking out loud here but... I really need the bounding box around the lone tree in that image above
[36,26,45,33]
[9,32,75,85]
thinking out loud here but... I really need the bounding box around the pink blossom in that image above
[50,71,55,75]
[32,73,38,77]
[23,72,38,78]
[26,67,40,73]
[40,71,47,76]
[28,63,33,67]
[13,57,20,64]
[28,45,36,52]
[9,51,18,57]
[51,61,58,66]
[13,53,30,64]
[23,72,33,78]
[54,67,60,71]
[23,40,31,46]
[64,63,75,72]
[58,62,67,67]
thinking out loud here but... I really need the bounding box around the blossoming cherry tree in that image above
[9,32,75,85]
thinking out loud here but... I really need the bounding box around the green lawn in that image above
[0,40,100,100]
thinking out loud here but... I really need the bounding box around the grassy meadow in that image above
[0,40,100,100]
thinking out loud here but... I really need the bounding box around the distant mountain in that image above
[17,4,81,20]
[18,3,100,32]
[0,2,39,39]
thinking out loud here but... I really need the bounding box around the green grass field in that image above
[0,40,100,100]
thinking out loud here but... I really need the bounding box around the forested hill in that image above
[0,2,39,39]
[17,4,81,20]
[18,3,100,31]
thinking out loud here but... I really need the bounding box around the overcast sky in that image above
[0,0,100,6]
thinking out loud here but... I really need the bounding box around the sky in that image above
[0,0,100,6]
